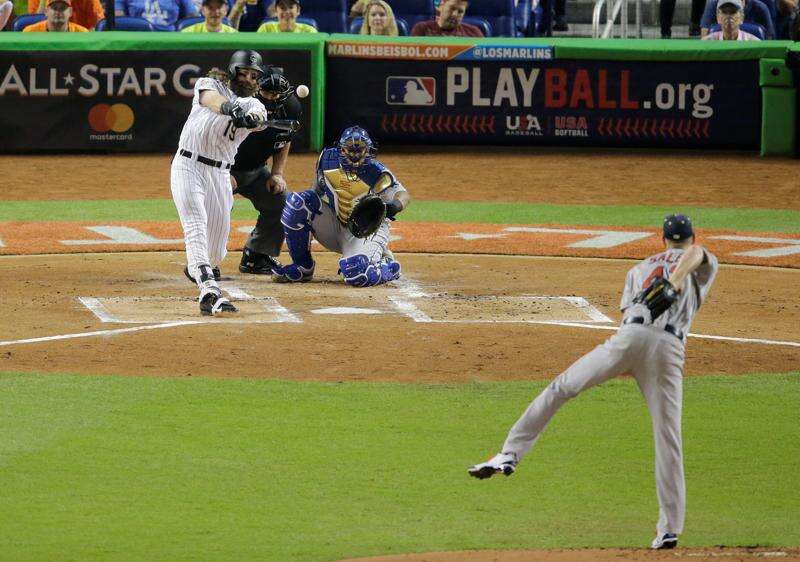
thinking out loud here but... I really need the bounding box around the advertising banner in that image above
[326,41,760,149]
[0,49,312,152]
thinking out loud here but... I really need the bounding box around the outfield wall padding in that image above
[325,34,795,150]
[0,33,326,152]
[0,34,795,155]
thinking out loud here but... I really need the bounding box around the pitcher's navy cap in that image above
[663,214,694,241]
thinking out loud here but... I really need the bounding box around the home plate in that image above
[310,307,383,315]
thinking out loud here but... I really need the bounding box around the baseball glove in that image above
[347,194,386,238]
[633,277,678,321]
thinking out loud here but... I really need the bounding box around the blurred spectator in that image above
[349,0,367,18]
[181,0,236,30]
[359,0,398,34]
[23,0,89,30]
[703,0,761,38]
[229,0,267,31]
[257,0,317,31]
[0,1,11,30]
[553,0,568,31]
[115,0,197,30]
[29,0,103,28]
[410,0,483,36]
[775,0,798,37]
[701,0,774,38]
[660,0,704,37]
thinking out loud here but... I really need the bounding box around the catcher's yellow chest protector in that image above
[322,168,391,224]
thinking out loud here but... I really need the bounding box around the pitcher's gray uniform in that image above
[170,52,267,314]
[469,215,718,550]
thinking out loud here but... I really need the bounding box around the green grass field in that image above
[2,199,800,233]
[0,372,797,561]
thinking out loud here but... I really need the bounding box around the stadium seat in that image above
[760,0,778,27]
[391,0,434,30]
[466,0,515,36]
[176,16,233,30]
[462,15,493,37]
[348,16,409,35]
[296,0,346,32]
[12,13,45,31]
[96,17,155,30]
[709,21,766,38]
[261,16,319,29]
[515,0,531,36]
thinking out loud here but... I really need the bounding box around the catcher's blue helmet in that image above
[337,126,377,171]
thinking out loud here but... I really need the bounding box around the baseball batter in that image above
[469,214,719,550]
[232,66,303,276]
[273,126,410,287]
[171,50,268,315]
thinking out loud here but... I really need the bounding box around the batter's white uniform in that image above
[502,247,718,536]
[170,77,267,291]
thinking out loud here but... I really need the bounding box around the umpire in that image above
[232,66,302,274]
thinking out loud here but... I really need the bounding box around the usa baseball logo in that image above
[386,76,436,106]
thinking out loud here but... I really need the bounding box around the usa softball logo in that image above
[386,77,435,106]
[88,103,135,133]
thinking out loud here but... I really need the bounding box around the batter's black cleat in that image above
[651,533,678,550]
[239,248,282,275]
[468,452,517,479]
[184,266,221,284]
[199,291,237,316]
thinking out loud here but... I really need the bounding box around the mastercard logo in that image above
[88,103,135,133]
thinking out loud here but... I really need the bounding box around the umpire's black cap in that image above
[663,214,694,241]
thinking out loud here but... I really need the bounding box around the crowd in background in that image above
[3,0,797,40]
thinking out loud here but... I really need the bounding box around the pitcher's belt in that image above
[179,149,232,170]
[623,316,684,340]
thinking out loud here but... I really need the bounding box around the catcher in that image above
[468,214,719,551]
[273,126,409,287]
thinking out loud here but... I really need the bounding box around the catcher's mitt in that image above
[348,194,386,238]
[633,277,678,321]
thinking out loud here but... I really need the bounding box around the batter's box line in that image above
[78,296,301,324]
[387,294,613,325]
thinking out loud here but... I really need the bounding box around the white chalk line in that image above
[562,296,614,323]
[388,276,433,322]
[78,297,121,323]
[0,321,205,347]
[526,321,800,348]
[260,297,302,323]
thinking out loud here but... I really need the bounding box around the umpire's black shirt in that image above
[232,95,303,172]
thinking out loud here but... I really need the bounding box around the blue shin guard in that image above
[281,190,321,269]
[339,254,401,287]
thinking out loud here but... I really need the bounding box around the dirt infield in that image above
[1,252,798,380]
[3,149,799,208]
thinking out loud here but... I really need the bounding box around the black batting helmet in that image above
[258,66,294,111]
[663,214,694,241]
[227,50,264,82]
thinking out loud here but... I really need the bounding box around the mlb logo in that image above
[386,76,436,106]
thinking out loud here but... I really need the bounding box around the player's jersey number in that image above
[643,265,677,289]
[223,120,238,141]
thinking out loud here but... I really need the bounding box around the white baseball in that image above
[296,84,309,98]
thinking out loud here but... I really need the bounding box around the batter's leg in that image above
[502,328,643,461]
[205,167,233,270]
[171,157,214,285]
[634,332,686,536]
